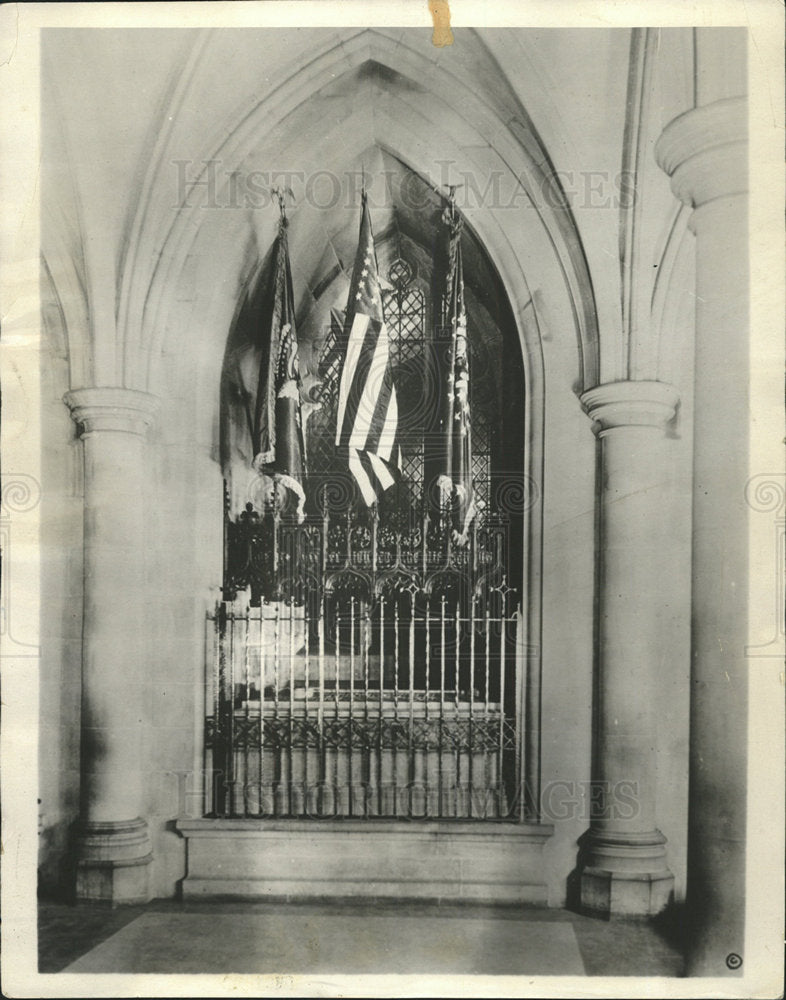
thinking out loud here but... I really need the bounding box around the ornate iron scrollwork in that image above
[224,499,519,612]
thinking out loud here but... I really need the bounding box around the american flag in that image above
[335,192,401,504]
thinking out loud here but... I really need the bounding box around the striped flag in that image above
[335,192,401,505]
[437,192,475,544]
[252,207,306,521]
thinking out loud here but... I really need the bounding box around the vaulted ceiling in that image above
[41,26,699,401]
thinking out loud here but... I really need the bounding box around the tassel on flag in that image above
[252,191,306,521]
[335,189,402,505]
[437,187,475,545]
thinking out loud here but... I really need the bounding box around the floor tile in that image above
[38,898,685,978]
[60,910,585,975]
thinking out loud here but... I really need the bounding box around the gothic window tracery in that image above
[305,250,493,517]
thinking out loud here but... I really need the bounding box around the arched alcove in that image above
[133,38,602,831]
[221,150,525,537]
[209,154,532,822]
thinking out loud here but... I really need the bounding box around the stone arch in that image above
[118,28,598,397]
[116,29,606,817]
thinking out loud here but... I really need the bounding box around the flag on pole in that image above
[335,190,402,505]
[252,194,306,521]
[437,189,475,544]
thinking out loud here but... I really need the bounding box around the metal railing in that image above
[204,499,525,820]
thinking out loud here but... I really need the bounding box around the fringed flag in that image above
[252,197,306,521]
[335,191,402,505]
[437,189,475,545]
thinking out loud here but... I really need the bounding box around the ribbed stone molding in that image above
[657,95,749,974]
[64,386,159,437]
[64,385,159,904]
[581,380,679,435]
[576,380,679,917]
[655,96,747,211]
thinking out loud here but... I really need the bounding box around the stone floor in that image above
[38,897,686,977]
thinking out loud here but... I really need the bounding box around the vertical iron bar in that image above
[378,597,385,815]
[484,606,491,811]
[469,523,477,813]
[243,604,251,816]
[273,600,280,715]
[408,589,416,818]
[335,606,341,813]
[258,604,265,816]
[289,596,296,816]
[304,596,310,814]
[198,605,208,820]
[371,504,378,577]
[227,606,236,815]
[498,603,506,816]
[213,602,221,816]
[318,592,326,812]
[272,499,281,815]
[469,596,476,818]
[393,599,400,711]
[424,597,431,813]
[393,599,400,815]
[349,597,355,815]
[454,602,461,816]
[273,595,281,815]
[363,603,370,701]
[222,480,229,592]
[439,595,446,817]
[363,602,371,816]
[515,602,525,823]
[319,505,328,816]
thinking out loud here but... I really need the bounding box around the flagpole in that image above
[255,185,306,524]
[437,183,475,546]
[439,186,458,530]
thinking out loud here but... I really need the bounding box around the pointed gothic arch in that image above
[121,39,601,819]
[118,29,598,397]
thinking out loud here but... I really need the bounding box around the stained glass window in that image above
[383,256,426,498]
[307,253,492,519]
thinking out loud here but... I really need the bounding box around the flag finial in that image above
[441,182,464,225]
[272,186,294,224]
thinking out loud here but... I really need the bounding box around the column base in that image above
[75,818,153,905]
[578,829,675,917]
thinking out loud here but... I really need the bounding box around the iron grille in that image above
[205,502,526,820]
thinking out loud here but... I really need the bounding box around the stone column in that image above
[656,96,748,974]
[578,380,679,916]
[65,387,159,904]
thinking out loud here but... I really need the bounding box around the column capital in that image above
[655,96,747,209]
[580,380,679,437]
[64,387,159,437]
